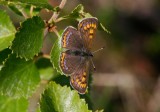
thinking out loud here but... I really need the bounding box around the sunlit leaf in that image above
[0,10,16,51]
[0,95,28,112]
[11,16,45,60]
[40,82,91,112]
[0,54,40,98]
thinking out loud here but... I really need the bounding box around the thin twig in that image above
[30,5,34,17]
[43,54,50,59]
[19,8,29,18]
[44,27,49,38]
[48,26,60,38]
[48,0,67,23]
[15,4,29,18]
[55,17,66,22]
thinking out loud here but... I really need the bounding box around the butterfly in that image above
[60,17,98,94]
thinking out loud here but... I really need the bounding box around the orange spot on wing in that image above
[82,77,86,82]
[89,29,94,34]
[78,81,81,86]
[60,53,65,68]
[79,23,82,28]
[84,26,87,30]
[87,24,90,28]
[76,79,79,83]
[92,23,94,27]
[89,35,93,39]
[71,78,74,83]
[62,31,69,48]
[94,24,97,29]
[81,84,86,88]
[83,84,86,88]
[90,23,92,27]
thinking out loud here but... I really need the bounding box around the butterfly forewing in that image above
[70,61,90,94]
[61,26,83,50]
[78,18,98,50]
[60,51,82,75]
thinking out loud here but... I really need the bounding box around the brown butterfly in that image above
[60,18,98,94]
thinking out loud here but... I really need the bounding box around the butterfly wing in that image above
[61,26,83,50]
[70,60,90,94]
[60,51,82,75]
[78,18,98,49]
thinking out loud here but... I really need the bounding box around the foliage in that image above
[0,0,109,111]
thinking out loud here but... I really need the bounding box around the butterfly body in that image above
[59,17,98,94]
[65,49,93,57]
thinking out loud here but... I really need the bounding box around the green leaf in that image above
[8,3,23,16]
[95,110,104,112]
[1,0,53,10]
[0,10,16,51]
[50,38,63,74]
[62,4,92,21]
[35,58,54,80]
[40,82,91,112]
[17,0,53,10]
[0,54,40,98]
[8,2,43,17]
[11,16,45,60]
[39,67,54,80]
[0,49,12,65]
[98,23,111,34]
[0,95,28,112]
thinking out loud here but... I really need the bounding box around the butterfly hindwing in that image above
[70,61,90,94]
[78,18,98,49]
[61,26,83,50]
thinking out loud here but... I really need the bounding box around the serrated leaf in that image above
[62,4,92,21]
[18,0,53,9]
[8,2,42,17]
[2,0,53,10]
[8,3,23,16]
[0,49,12,65]
[39,67,54,80]
[40,82,91,112]
[11,16,45,59]
[0,95,28,112]
[98,23,110,34]
[0,10,16,51]
[0,54,40,98]
[50,38,63,74]
[95,110,104,112]
[35,58,54,80]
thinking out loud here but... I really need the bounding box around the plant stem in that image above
[43,54,50,59]
[30,5,34,17]
[19,8,29,18]
[53,28,60,38]
[48,0,67,23]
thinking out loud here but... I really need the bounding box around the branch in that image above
[48,0,67,23]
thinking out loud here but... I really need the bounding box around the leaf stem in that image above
[48,0,67,23]
[19,8,29,19]
[30,5,34,17]
[48,26,60,38]
[44,27,49,37]
[43,54,50,59]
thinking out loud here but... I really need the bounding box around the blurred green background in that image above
[1,0,160,112]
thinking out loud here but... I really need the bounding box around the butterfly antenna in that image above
[90,58,96,71]
[92,46,105,54]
